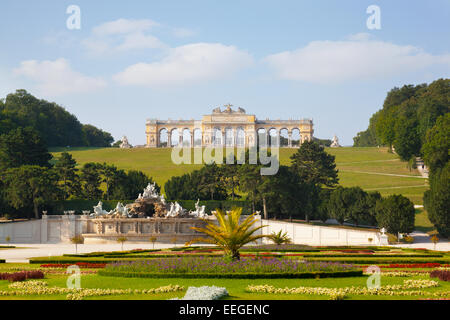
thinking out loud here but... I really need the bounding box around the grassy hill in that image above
[50,146,428,204]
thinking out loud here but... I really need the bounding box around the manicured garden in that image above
[1,244,449,300]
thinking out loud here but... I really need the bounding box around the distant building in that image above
[145,104,314,148]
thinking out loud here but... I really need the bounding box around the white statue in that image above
[330,134,341,148]
[92,201,109,217]
[189,199,207,218]
[120,136,132,149]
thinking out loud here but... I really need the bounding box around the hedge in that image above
[97,270,363,279]
[301,254,443,258]
[0,246,15,249]
[304,257,450,264]
[0,259,5,263]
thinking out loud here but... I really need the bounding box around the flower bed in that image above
[40,262,106,269]
[366,263,450,269]
[0,280,184,300]
[0,271,44,282]
[430,270,450,282]
[246,279,450,299]
[98,256,361,279]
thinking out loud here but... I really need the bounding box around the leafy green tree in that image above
[2,165,61,219]
[220,159,240,200]
[54,152,80,199]
[424,163,450,237]
[394,116,421,161]
[290,140,339,188]
[0,90,85,146]
[123,170,158,200]
[0,127,52,170]
[198,163,224,200]
[421,113,450,173]
[375,194,415,235]
[238,163,262,213]
[82,124,114,147]
[80,162,103,199]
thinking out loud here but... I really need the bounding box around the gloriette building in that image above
[145,104,314,148]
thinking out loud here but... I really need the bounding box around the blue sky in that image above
[0,0,449,145]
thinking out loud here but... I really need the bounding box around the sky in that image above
[0,0,449,146]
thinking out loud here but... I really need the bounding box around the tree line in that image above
[0,90,113,147]
[0,128,157,219]
[353,79,449,161]
[164,141,416,235]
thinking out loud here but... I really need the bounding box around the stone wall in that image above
[260,219,383,246]
[0,214,383,246]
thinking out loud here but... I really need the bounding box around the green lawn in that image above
[0,270,448,300]
[50,146,428,204]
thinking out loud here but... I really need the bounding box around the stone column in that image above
[167,132,172,147]
[288,132,292,148]
[190,131,194,147]
[179,129,183,145]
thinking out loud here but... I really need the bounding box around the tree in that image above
[2,165,61,219]
[290,141,339,188]
[80,162,103,199]
[82,124,114,147]
[375,194,415,235]
[70,235,84,254]
[0,127,52,170]
[328,187,371,226]
[220,160,240,200]
[424,163,450,238]
[421,113,450,173]
[238,163,262,214]
[54,152,80,199]
[0,90,86,147]
[198,163,224,200]
[328,187,351,225]
[188,207,267,261]
[100,163,120,200]
[117,237,127,251]
[149,236,157,249]
[394,116,421,161]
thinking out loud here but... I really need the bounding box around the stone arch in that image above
[225,127,234,147]
[236,127,245,147]
[268,128,279,147]
[257,128,267,147]
[213,127,222,146]
[279,128,289,147]
[182,128,192,147]
[193,128,202,147]
[291,128,301,147]
[170,128,180,147]
[159,128,168,147]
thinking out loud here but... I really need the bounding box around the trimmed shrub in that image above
[430,270,450,282]
[98,270,363,279]
[0,270,44,282]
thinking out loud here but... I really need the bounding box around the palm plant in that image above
[268,230,291,245]
[187,207,267,261]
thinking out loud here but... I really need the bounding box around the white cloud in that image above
[92,18,159,36]
[14,58,107,96]
[113,43,253,87]
[83,18,165,55]
[264,35,450,83]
